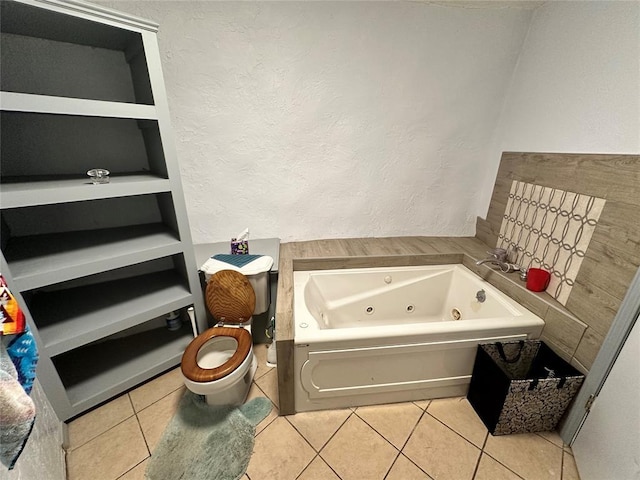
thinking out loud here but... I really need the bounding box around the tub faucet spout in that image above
[475,258,521,274]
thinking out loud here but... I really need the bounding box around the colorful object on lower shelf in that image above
[0,275,26,336]
[7,326,39,396]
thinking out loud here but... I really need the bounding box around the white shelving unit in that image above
[0,0,207,420]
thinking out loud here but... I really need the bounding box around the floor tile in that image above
[246,382,279,435]
[137,387,185,452]
[355,402,423,449]
[66,416,147,480]
[253,343,273,380]
[61,366,579,480]
[297,456,341,480]
[427,397,487,448]
[474,454,521,480]
[320,415,398,480]
[403,413,480,480]
[118,459,148,480]
[129,367,184,412]
[255,367,279,408]
[562,451,581,480]
[536,430,563,448]
[67,394,134,450]
[484,432,563,480]
[246,417,315,480]
[386,454,432,480]
[288,408,351,450]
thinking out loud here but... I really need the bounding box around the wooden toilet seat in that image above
[181,326,252,382]
[181,270,256,383]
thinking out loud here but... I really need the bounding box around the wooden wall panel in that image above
[483,152,640,369]
[475,217,498,247]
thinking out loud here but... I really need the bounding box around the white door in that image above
[571,315,640,480]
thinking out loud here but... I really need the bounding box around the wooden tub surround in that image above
[480,153,640,371]
[275,153,639,415]
[274,236,585,415]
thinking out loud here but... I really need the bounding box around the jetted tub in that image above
[293,264,544,412]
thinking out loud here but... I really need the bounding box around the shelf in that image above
[4,224,183,291]
[1,112,164,179]
[1,174,171,209]
[1,0,157,47]
[31,270,193,356]
[54,322,192,411]
[0,92,157,119]
[1,0,208,421]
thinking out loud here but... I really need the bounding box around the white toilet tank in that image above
[247,272,270,315]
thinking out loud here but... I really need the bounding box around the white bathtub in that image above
[293,264,544,412]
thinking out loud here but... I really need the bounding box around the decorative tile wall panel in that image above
[497,180,605,305]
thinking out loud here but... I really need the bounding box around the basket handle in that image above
[496,340,525,364]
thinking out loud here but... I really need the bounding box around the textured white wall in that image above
[97,1,533,243]
[479,1,640,215]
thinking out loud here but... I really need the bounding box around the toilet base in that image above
[203,353,258,406]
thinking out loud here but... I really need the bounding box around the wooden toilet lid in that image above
[181,326,252,382]
[206,270,256,324]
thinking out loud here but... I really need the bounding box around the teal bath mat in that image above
[145,392,272,480]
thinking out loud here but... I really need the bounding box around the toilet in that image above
[181,269,268,405]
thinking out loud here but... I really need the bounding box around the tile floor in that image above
[66,345,581,480]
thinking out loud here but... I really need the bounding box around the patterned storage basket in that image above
[467,340,584,435]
